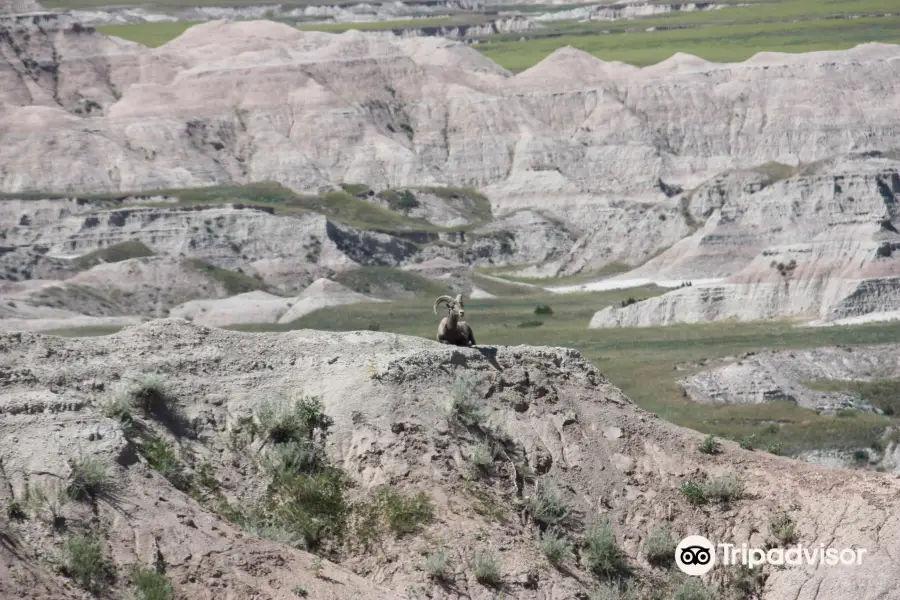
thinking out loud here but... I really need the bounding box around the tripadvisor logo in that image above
[675,535,867,575]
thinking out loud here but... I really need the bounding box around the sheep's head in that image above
[433,294,465,318]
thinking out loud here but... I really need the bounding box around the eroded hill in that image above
[0,320,898,599]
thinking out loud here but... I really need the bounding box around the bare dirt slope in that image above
[1,320,898,599]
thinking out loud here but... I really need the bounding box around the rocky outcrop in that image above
[1,319,900,599]
[680,344,900,413]
[590,154,900,326]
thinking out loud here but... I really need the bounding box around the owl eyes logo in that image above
[680,546,712,565]
[675,535,716,575]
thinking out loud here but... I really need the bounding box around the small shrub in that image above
[534,304,553,315]
[26,479,71,526]
[739,435,756,451]
[722,563,768,598]
[679,480,708,506]
[621,297,638,307]
[68,455,119,502]
[366,321,381,331]
[852,449,870,463]
[764,441,784,455]
[589,583,633,600]
[517,320,544,328]
[255,395,333,449]
[132,565,174,600]
[703,474,745,504]
[525,477,569,529]
[644,524,675,567]
[768,512,798,546]
[6,499,25,521]
[424,548,452,581]
[674,580,716,600]
[139,435,193,492]
[62,535,114,592]
[196,461,221,495]
[471,550,501,586]
[292,586,309,597]
[127,373,172,414]
[447,373,484,429]
[540,527,572,565]
[266,467,351,551]
[376,487,435,537]
[583,520,630,580]
[469,441,496,471]
[100,393,135,431]
[698,434,722,455]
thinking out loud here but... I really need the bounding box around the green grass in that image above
[471,273,545,297]
[296,15,490,33]
[73,240,155,270]
[479,15,900,72]
[99,21,199,47]
[185,259,268,296]
[227,288,900,454]
[95,1,900,71]
[477,262,634,287]
[332,266,453,299]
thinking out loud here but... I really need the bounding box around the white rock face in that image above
[681,345,900,413]
[590,153,900,326]
[5,19,900,324]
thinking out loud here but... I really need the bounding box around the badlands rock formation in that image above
[590,153,900,327]
[681,344,900,413]
[169,277,384,327]
[3,16,900,325]
[2,319,900,599]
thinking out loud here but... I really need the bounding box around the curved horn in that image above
[454,293,463,305]
[433,295,454,315]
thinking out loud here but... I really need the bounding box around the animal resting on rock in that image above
[433,294,476,347]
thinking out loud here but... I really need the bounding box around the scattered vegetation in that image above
[469,441,496,472]
[73,239,154,270]
[67,454,120,503]
[131,565,175,600]
[340,183,372,197]
[583,520,630,580]
[768,512,799,546]
[540,527,572,566]
[424,548,453,581]
[644,524,676,567]
[351,487,436,550]
[185,259,268,296]
[332,266,452,299]
[525,477,570,530]
[61,535,114,593]
[518,319,544,328]
[6,499,26,521]
[698,434,723,455]
[680,474,746,506]
[471,550,502,586]
[673,579,717,600]
[447,373,485,430]
[138,434,194,492]
[25,479,71,527]
[379,189,419,214]
[534,304,553,315]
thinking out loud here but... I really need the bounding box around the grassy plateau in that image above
[91,0,900,71]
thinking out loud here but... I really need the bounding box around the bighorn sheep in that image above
[433,294,476,347]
